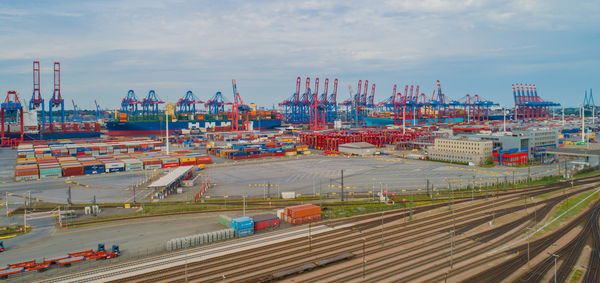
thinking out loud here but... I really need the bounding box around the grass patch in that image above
[539,190,599,236]
[570,269,584,283]
[323,199,448,220]
[0,225,30,237]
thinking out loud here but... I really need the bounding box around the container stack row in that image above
[208,143,309,160]
[281,204,322,225]
[17,138,164,159]
[166,228,235,251]
[14,150,211,181]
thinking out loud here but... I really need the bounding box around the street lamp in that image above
[524,227,535,267]
[548,252,559,283]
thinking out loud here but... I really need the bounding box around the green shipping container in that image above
[217,215,232,228]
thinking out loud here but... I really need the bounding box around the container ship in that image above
[106,111,283,136]
[2,108,103,141]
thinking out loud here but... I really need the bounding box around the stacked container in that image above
[232,216,254,237]
[81,161,105,175]
[284,204,322,225]
[123,159,143,171]
[251,214,280,231]
[103,160,125,173]
[15,164,39,181]
[161,158,179,168]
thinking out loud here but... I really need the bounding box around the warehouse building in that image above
[455,129,558,165]
[338,142,377,156]
[428,137,493,165]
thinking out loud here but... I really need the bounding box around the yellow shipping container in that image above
[285,151,297,156]
[180,157,196,162]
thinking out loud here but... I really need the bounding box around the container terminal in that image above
[1,61,599,282]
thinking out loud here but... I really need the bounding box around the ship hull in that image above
[106,119,282,135]
[5,131,102,140]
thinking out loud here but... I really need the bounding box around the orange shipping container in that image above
[290,205,321,219]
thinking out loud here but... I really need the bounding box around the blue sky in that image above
[0,0,598,110]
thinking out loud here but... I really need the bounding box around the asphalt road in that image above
[0,209,259,266]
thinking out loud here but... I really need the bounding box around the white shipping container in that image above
[281,191,296,199]
[104,162,124,169]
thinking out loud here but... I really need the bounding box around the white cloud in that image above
[0,0,597,107]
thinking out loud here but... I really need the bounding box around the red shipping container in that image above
[196,156,212,164]
[162,163,179,168]
[62,166,84,177]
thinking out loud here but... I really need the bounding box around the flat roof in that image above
[339,142,376,149]
[545,148,600,157]
[148,166,194,188]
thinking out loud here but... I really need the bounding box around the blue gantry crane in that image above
[121,90,140,116]
[206,91,228,115]
[177,90,204,115]
[142,90,164,117]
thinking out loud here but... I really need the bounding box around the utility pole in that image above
[426,179,430,198]
[319,179,322,207]
[243,196,246,216]
[381,211,384,247]
[471,175,475,201]
[549,253,559,283]
[513,171,516,188]
[67,186,72,205]
[23,201,27,233]
[447,182,452,210]
[308,222,312,252]
[449,230,455,269]
[409,191,413,220]
[526,227,534,267]
[341,169,344,202]
[492,193,496,225]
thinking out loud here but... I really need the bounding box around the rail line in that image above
[39,173,600,282]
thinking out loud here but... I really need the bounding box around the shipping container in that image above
[235,227,254,237]
[251,214,280,231]
[62,165,84,177]
[232,216,254,230]
[218,215,233,228]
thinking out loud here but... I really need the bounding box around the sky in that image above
[0,0,598,110]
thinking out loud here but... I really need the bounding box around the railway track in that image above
[40,173,600,282]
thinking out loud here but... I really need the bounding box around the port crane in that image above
[71,99,82,123]
[1,91,24,146]
[29,61,45,131]
[48,62,65,130]
[177,91,204,115]
[121,90,140,116]
[231,79,251,131]
[142,90,164,117]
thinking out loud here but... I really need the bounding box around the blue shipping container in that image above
[235,227,254,237]
[84,164,106,174]
[232,216,254,230]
